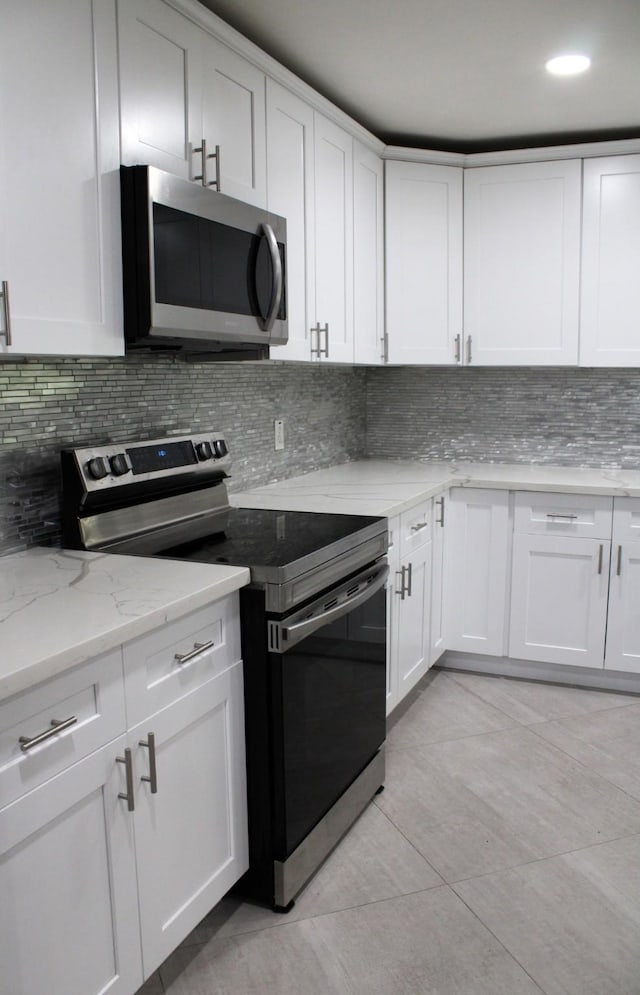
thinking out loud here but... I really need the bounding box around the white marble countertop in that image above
[232,459,640,518]
[0,548,250,703]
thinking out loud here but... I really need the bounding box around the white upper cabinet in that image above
[385,161,463,364]
[464,159,581,366]
[119,0,266,205]
[266,80,316,362]
[0,0,123,357]
[353,142,384,365]
[312,114,354,364]
[580,155,640,367]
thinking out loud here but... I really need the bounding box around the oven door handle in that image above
[271,563,389,653]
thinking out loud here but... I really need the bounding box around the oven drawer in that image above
[0,649,126,807]
[122,594,242,726]
[514,492,613,538]
[399,499,433,558]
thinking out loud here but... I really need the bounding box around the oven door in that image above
[267,560,388,861]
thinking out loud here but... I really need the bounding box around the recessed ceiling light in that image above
[545,54,591,76]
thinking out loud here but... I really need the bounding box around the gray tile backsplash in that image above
[3,359,640,554]
[365,366,640,467]
[0,357,366,554]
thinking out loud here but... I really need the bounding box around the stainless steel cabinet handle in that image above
[310,323,329,359]
[139,732,158,794]
[207,143,221,190]
[380,333,388,363]
[597,543,603,575]
[321,323,329,358]
[117,748,135,812]
[19,715,78,752]
[190,138,207,185]
[1,281,11,346]
[174,640,215,665]
[436,496,445,528]
[406,560,413,598]
[454,333,461,363]
[395,566,406,600]
[410,521,429,533]
[466,335,472,364]
[617,544,622,576]
[546,513,579,520]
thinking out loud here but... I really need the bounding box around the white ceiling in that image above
[199,0,640,151]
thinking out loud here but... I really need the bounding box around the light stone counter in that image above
[0,548,249,702]
[232,459,640,518]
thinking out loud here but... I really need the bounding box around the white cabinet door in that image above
[202,36,266,206]
[605,540,640,673]
[444,489,510,656]
[464,160,581,365]
[0,0,122,357]
[131,662,248,979]
[313,114,354,364]
[389,539,432,708]
[118,0,203,178]
[430,494,447,665]
[386,161,463,365]
[509,533,609,668]
[0,737,142,995]
[353,142,384,365]
[266,80,316,361]
[580,155,640,367]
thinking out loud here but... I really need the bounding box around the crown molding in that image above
[382,146,466,167]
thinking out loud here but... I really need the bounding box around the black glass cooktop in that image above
[159,507,385,572]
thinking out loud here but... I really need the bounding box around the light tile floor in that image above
[137,668,640,995]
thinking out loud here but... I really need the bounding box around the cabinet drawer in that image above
[399,500,433,558]
[514,492,613,538]
[123,594,241,726]
[612,497,640,542]
[0,649,126,807]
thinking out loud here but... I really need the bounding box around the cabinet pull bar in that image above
[395,567,406,601]
[174,640,215,665]
[1,281,11,346]
[310,322,321,358]
[410,521,429,533]
[321,323,329,358]
[380,333,388,363]
[546,513,579,520]
[190,138,207,185]
[406,560,413,598]
[466,335,472,364]
[617,544,622,576]
[139,732,158,794]
[116,748,135,812]
[207,144,221,191]
[597,543,604,575]
[19,715,77,752]
[436,496,445,527]
[454,334,461,363]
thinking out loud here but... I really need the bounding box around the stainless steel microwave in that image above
[120,165,287,358]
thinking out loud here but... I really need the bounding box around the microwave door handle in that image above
[275,564,389,652]
[260,223,283,332]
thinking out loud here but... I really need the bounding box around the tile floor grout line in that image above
[372,796,447,886]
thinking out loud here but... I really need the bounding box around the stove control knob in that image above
[87,456,109,480]
[213,439,228,458]
[195,441,213,461]
[109,454,130,477]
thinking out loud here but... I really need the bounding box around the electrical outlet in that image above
[274,419,285,451]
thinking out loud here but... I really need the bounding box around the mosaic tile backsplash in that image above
[0,357,366,554]
[365,366,640,468]
[3,358,640,554]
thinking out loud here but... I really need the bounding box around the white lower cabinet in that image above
[0,594,248,995]
[605,498,640,673]
[509,533,610,668]
[430,493,447,665]
[443,489,510,656]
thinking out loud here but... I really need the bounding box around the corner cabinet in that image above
[385,161,463,365]
[463,159,581,366]
[353,142,385,365]
[118,0,267,206]
[580,155,640,367]
[0,0,123,357]
[0,595,248,994]
[605,498,640,672]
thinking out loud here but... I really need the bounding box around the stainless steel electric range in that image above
[61,432,388,911]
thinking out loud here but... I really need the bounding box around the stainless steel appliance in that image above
[61,433,388,911]
[120,166,287,358]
